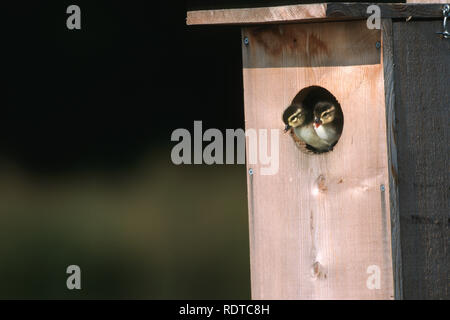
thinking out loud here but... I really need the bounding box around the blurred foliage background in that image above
[0,156,250,299]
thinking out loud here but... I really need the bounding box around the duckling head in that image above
[282,104,306,132]
[313,102,336,128]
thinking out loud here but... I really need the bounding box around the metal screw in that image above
[244,37,249,46]
[380,184,385,192]
[248,168,253,175]
[375,41,381,49]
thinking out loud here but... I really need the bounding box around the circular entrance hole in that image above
[282,86,344,154]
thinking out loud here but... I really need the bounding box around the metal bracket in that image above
[436,4,450,39]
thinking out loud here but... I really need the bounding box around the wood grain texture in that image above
[407,0,448,3]
[187,3,444,25]
[392,20,449,300]
[327,3,445,19]
[187,4,326,25]
[381,18,403,300]
[242,20,394,299]
[242,22,380,68]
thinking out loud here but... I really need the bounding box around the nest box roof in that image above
[187,2,445,25]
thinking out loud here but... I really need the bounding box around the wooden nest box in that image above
[187,1,449,300]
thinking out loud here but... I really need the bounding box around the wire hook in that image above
[436,4,450,39]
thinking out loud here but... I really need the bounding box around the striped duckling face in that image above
[283,104,306,132]
[313,102,336,128]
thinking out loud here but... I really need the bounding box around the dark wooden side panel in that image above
[382,18,403,300]
[393,20,449,300]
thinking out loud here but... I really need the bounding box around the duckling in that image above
[282,103,331,152]
[313,101,343,150]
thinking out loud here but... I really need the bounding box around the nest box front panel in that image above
[242,20,394,299]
